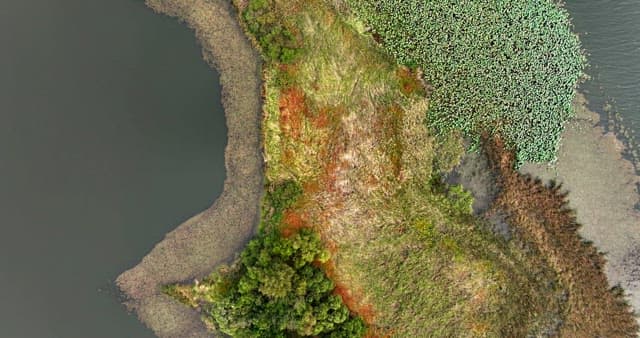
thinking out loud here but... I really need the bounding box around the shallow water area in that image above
[554,0,640,315]
[566,0,640,170]
[0,1,226,337]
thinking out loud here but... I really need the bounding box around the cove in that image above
[0,0,226,337]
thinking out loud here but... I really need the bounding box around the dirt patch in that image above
[116,1,262,337]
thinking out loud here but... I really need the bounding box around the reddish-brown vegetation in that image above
[486,136,639,337]
[396,66,425,97]
[333,281,376,324]
[279,87,307,139]
[311,106,335,129]
[320,257,380,336]
[302,180,321,195]
[281,209,309,237]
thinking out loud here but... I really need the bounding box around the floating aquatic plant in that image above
[349,0,586,165]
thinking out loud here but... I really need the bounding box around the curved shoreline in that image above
[116,0,262,337]
[112,1,640,335]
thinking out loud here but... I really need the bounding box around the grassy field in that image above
[162,0,638,336]
[236,1,567,336]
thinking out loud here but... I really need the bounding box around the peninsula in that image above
[119,0,640,337]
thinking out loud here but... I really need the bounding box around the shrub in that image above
[243,0,301,63]
[348,0,586,165]
[196,229,366,337]
[262,179,303,228]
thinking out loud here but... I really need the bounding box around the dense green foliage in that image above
[164,179,365,336]
[243,0,300,63]
[348,0,586,165]
[199,229,366,337]
[265,180,303,217]
[261,179,303,228]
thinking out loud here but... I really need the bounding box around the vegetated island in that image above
[119,0,640,337]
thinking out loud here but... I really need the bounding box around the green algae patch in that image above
[348,0,586,165]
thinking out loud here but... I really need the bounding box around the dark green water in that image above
[0,1,226,337]
[567,0,640,167]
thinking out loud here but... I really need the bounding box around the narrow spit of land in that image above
[116,0,262,337]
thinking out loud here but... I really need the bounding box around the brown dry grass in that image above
[486,135,639,337]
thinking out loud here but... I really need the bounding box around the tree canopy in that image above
[196,228,366,337]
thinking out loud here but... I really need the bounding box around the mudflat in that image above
[522,93,640,323]
[116,0,262,337]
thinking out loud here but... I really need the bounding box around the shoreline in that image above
[116,0,263,337]
[522,93,640,323]
[111,1,640,335]
[449,92,640,333]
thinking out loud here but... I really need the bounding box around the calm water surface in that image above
[567,0,640,164]
[0,1,226,337]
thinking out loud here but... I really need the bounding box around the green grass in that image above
[252,1,565,336]
[165,1,570,336]
[338,182,564,336]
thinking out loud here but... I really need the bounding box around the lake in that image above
[0,0,226,337]
[567,0,640,168]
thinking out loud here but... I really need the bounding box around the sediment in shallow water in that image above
[522,93,640,327]
[116,0,262,337]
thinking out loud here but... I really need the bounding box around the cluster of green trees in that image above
[198,229,366,337]
[348,0,586,165]
[164,179,365,337]
[261,179,303,228]
[243,0,300,63]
